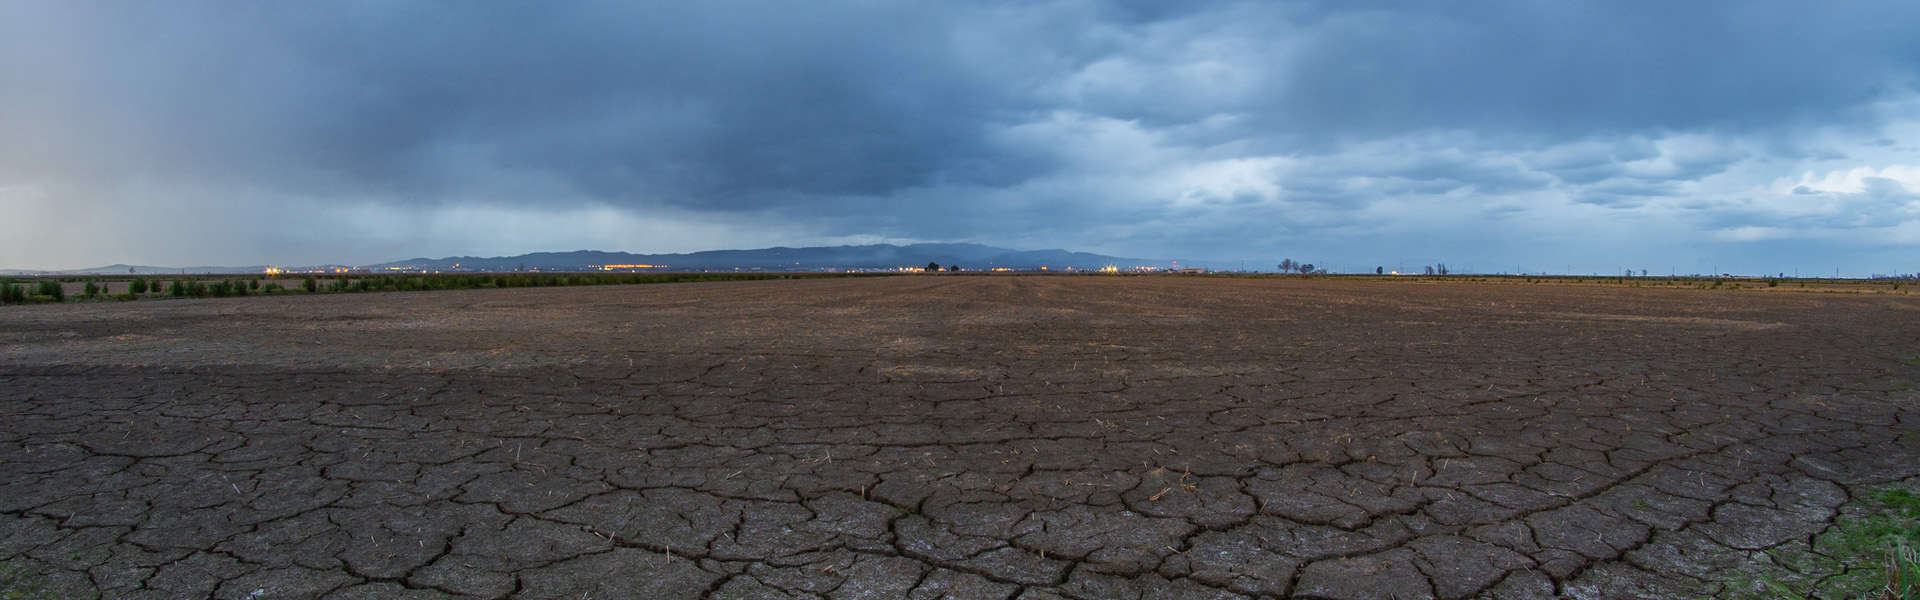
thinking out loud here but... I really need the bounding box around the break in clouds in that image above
[3,1,1919,274]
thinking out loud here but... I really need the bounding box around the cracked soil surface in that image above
[2,275,1917,599]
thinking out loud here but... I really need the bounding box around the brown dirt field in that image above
[2,275,1917,599]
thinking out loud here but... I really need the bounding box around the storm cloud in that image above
[4,1,1919,274]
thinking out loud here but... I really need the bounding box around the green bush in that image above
[207,280,248,297]
[129,278,149,294]
[304,277,318,293]
[37,281,64,301]
[81,281,99,298]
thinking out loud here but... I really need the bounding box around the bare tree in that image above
[1278,259,1296,273]
[1435,263,1449,275]
[1423,265,1435,276]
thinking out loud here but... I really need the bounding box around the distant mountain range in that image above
[366,244,1173,272]
[6,243,1216,275]
[4,264,288,276]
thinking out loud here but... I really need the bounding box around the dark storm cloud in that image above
[1266,3,1920,137]
[1,2,1040,203]
[325,4,1038,201]
[4,1,1920,271]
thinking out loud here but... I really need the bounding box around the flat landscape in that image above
[2,275,1917,599]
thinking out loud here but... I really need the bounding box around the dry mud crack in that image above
[2,276,1916,599]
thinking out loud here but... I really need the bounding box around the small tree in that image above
[170,280,187,297]
[926,262,940,272]
[947,265,960,272]
[1424,266,1435,276]
[82,281,99,298]
[304,277,318,293]
[1376,266,1384,275]
[1299,264,1314,274]
[1279,259,1296,273]
[129,278,148,294]
[1435,263,1449,275]
[249,279,261,291]
[38,280,65,301]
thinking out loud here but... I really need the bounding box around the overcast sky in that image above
[4,1,1919,274]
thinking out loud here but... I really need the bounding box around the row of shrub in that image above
[0,281,65,304]
[161,278,280,298]
[1,272,887,305]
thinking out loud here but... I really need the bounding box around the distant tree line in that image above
[1277,259,1324,274]
[1362,264,1451,275]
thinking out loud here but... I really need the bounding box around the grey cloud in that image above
[1861,176,1917,198]
[1583,179,1682,198]
[1525,139,1660,172]
[4,2,1038,206]
[1707,181,1919,232]
[1269,3,1920,138]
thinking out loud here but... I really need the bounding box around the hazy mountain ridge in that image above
[3,264,280,276]
[368,243,1169,271]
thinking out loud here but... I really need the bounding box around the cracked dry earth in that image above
[2,276,1918,600]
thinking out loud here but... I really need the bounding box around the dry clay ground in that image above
[1,276,1917,600]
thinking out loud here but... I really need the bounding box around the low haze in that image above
[4,1,1918,275]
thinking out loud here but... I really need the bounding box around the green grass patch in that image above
[1733,487,1920,599]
